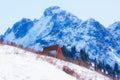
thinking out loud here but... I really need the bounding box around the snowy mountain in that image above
[2,6,120,69]
[3,6,81,50]
[0,44,111,80]
[108,22,120,46]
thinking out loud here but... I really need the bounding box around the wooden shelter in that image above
[43,45,63,58]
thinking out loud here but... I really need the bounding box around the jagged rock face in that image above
[4,18,34,39]
[13,18,34,39]
[75,19,118,59]
[107,22,120,55]
[2,6,120,67]
[108,22,120,44]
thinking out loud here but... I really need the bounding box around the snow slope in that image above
[0,44,111,80]
[0,44,75,80]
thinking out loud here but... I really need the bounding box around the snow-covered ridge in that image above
[0,44,111,80]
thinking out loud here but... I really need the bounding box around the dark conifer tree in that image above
[94,58,98,70]
[105,64,115,77]
[114,63,119,76]
[61,45,68,57]
[61,45,71,58]
[70,46,76,59]
[80,49,89,64]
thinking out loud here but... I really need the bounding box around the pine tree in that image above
[61,45,68,57]
[71,46,76,54]
[114,63,119,76]
[80,49,89,64]
[94,58,98,70]
[61,45,71,58]
[70,46,76,59]
[97,61,104,71]
[105,64,115,77]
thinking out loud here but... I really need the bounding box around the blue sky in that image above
[0,0,120,34]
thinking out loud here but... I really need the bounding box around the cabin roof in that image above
[43,45,60,51]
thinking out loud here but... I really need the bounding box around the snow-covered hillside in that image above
[0,44,75,80]
[0,44,111,80]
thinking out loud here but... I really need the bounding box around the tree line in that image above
[61,45,120,79]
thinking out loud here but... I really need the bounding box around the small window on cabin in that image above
[49,50,57,56]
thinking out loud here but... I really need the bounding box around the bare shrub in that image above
[63,66,75,76]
